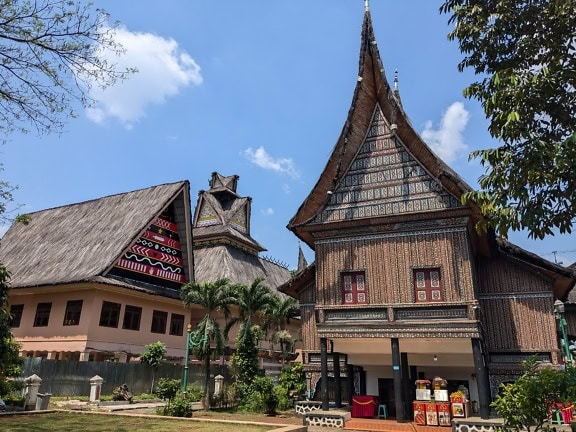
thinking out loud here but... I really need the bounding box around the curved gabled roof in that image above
[287,8,479,248]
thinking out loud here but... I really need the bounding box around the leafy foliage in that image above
[440,0,576,239]
[275,364,306,410]
[139,341,166,393]
[163,391,194,417]
[229,278,274,390]
[180,278,234,409]
[0,265,21,397]
[237,376,278,415]
[492,358,574,432]
[263,296,299,365]
[0,0,133,136]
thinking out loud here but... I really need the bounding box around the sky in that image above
[1,0,575,270]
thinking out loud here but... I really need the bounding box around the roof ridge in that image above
[23,180,188,216]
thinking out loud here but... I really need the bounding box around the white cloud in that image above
[86,26,202,128]
[243,146,300,178]
[282,184,291,194]
[421,102,469,164]
[261,208,275,216]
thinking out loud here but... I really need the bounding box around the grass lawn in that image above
[0,412,273,432]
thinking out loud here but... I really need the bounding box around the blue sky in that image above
[2,0,575,269]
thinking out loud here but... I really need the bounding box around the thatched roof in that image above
[495,238,576,299]
[0,181,193,298]
[193,172,265,253]
[194,244,290,294]
[287,7,482,248]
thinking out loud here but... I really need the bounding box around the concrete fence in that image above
[19,357,231,397]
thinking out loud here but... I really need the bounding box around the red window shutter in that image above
[341,272,368,305]
[413,269,443,303]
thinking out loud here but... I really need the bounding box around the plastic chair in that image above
[549,405,563,425]
[377,404,388,419]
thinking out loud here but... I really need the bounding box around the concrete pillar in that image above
[90,375,104,404]
[47,351,57,360]
[118,352,128,363]
[79,351,90,362]
[214,374,224,396]
[24,374,42,411]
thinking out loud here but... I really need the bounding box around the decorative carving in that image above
[324,308,388,322]
[394,306,468,320]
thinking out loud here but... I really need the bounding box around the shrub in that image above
[159,391,194,418]
[275,364,306,410]
[238,376,278,415]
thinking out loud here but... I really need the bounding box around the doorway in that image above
[378,378,396,418]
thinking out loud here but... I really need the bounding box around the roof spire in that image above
[365,0,370,12]
[394,69,398,91]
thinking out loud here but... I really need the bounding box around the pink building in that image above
[2,175,294,364]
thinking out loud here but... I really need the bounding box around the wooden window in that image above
[122,305,142,331]
[99,301,121,328]
[170,313,185,336]
[151,310,168,334]
[10,304,24,328]
[413,268,443,303]
[33,302,52,327]
[63,300,83,326]
[341,271,368,305]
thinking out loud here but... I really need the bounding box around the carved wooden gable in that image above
[196,197,221,228]
[109,204,186,289]
[315,104,461,223]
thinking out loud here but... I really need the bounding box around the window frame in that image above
[10,304,24,328]
[99,301,122,328]
[169,313,185,336]
[122,305,142,331]
[151,310,168,334]
[63,300,83,326]
[340,270,368,305]
[412,267,444,303]
[33,302,52,327]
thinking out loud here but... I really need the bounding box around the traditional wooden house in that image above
[281,4,576,422]
[192,172,296,371]
[2,174,295,367]
[1,181,196,361]
[193,172,290,289]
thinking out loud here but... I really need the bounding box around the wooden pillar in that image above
[401,352,411,419]
[360,367,367,395]
[347,364,354,405]
[472,338,491,419]
[320,337,329,411]
[391,338,405,422]
[333,352,342,408]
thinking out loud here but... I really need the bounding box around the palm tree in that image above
[180,278,234,410]
[263,296,300,365]
[229,277,274,386]
[230,277,275,344]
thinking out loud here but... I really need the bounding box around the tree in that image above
[440,1,576,239]
[229,278,274,389]
[140,341,166,394]
[180,278,234,410]
[0,265,21,397]
[263,296,299,365]
[0,0,132,136]
[491,358,576,432]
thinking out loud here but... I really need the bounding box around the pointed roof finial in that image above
[365,0,370,12]
[394,69,399,91]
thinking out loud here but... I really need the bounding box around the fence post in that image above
[24,374,42,411]
[90,375,104,404]
[214,374,224,396]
